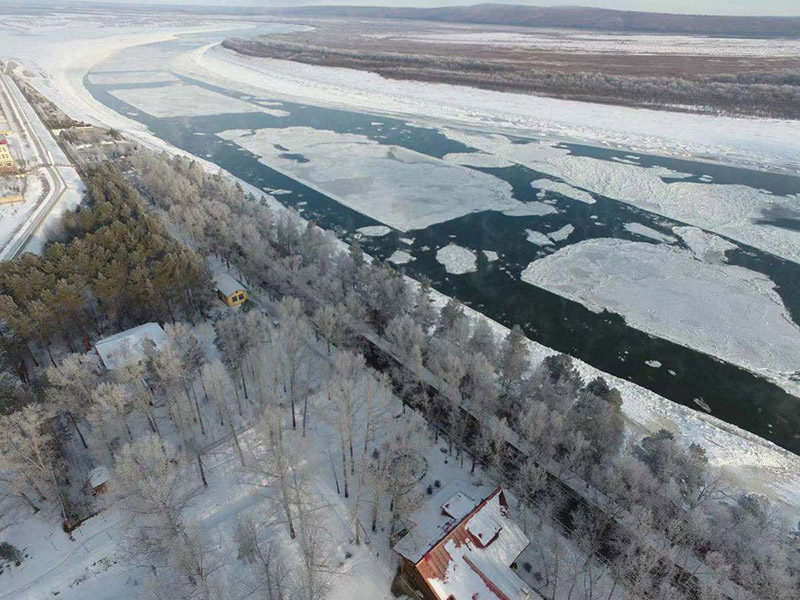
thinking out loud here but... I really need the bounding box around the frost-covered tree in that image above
[46,352,101,448]
[113,435,198,571]
[497,325,529,398]
[0,404,63,517]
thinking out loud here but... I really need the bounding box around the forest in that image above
[0,152,798,600]
[0,163,213,388]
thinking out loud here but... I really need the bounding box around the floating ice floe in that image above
[442,152,514,168]
[645,360,662,368]
[624,222,677,243]
[500,202,558,217]
[531,178,595,204]
[218,127,543,231]
[357,225,392,237]
[388,250,415,265]
[436,243,478,274]
[525,229,553,246]
[521,238,800,395]
[673,226,737,263]
[483,250,499,262]
[547,224,575,242]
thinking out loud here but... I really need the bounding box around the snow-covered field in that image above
[218,127,544,231]
[0,171,45,251]
[521,238,800,395]
[394,28,800,57]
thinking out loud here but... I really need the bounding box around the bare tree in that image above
[275,297,313,432]
[203,360,246,466]
[113,434,198,573]
[0,404,64,518]
[46,352,100,448]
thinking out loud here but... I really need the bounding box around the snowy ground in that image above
[218,127,543,231]
[521,238,800,396]
[23,166,86,255]
[395,28,800,57]
[0,171,44,251]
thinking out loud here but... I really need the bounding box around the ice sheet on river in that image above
[109,83,285,118]
[218,127,541,231]
[521,238,800,394]
[440,129,800,264]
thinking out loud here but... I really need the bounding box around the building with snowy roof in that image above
[94,322,168,371]
[393,481,537,600]
[214,271,248,307]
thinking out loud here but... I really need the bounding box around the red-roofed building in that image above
[394,482,537,600]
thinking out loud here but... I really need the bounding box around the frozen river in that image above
[83,29,800,453]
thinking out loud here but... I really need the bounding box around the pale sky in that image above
[62,0,800,17]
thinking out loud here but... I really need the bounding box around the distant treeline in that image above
[224,38,800,119]
[260,4,800,39]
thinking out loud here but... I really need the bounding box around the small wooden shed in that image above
[87,466,110,495]
[214,272,248,307]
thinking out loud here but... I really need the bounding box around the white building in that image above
[94,322,168,371]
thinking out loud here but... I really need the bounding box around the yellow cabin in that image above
[215,272,248,307]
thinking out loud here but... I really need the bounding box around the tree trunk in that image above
[197,453,208,487]
[69,413,88,449]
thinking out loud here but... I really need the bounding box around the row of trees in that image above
[0,164,213,391]
[126,151,800,600]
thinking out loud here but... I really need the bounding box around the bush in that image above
[0,542,23,565]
